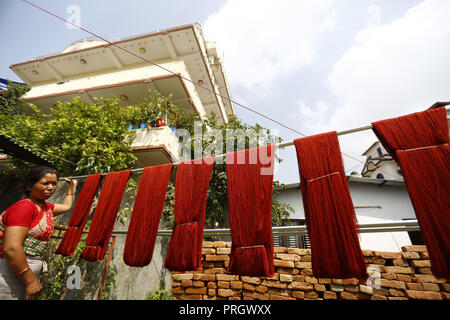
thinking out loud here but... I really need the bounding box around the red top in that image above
[0,199,55,258]
[1,199,55,230]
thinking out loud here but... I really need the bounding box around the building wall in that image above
[171,241,449,301]
[275,179,416,251]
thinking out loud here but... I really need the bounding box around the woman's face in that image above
[29,173,58,200]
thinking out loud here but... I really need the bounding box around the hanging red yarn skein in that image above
[294,132,367,280]
[55,173,103,256]
[164,156,215,271]
[226,144,275,277]
[81,170,131,261]
[123,164,172,267]
[372,107,449,278]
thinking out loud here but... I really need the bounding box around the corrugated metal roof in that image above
[0,132,54,167]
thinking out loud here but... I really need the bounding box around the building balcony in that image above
[130,125,189,168]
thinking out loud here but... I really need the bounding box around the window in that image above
[273,219,310,249]
[376,173,384,179]
[403,218,424,245]
[377,147,383,157]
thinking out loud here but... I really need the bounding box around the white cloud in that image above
[203,0,336,94]
[299,0,450,170]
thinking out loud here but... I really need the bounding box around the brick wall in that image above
[171,242,449,300]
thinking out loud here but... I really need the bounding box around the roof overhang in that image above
[10,23,233,122]
[0,133,53,167]
[132,145,177,168]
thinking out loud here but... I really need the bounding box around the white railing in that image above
[111,219,420,237]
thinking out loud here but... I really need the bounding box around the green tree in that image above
[0,81,32,115]
[160,113,294,230]
[1,87,294,299]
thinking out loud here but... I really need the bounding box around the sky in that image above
[1,0,449,184]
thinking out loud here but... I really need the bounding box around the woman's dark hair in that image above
[20,166,59,196]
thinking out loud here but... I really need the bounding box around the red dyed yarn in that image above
[123,164,172,267]
[294,132,367,280]
[372,107,449,278]
[81,170,131,261]
[226,145,275,277]
[164,156,215,271]
[55,174,103,256]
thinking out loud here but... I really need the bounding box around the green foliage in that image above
[38,228,116,300]
[2,85,295,300]
[159,112,294,230]
[145,288,172,300]
[0,81,33,115]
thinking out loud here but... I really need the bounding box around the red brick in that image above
[384,266,415,274]
[388,289,405,297]
[185,287,207,295]
[180,294,202,300]
[411,260,431,268]
[270,294,296,300]
[218,289,240,297]
[405,290,443,300]
[413,274,447,284]
[216,274,239,281]
[205,254,229,261]
[441,292,450,300]
[422,283,440,292]
[402,245,427,252]
[401,252,421,260]
[379,279,406,290]
[406,282,423,291]
[242,291,269,300]
[241,276,261,285]
[396,274,412,282]
[323,291,337,300]
[332,278,359,285]
[374,251,402,259]
[341,292,358,300]
[371,294,388,300]
[288,281,314,291]
[274,259,295,268]
[292,291,305,299]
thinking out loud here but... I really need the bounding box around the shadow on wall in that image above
[0,175,23,212]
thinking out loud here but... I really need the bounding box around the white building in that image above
[275,176,421,252]
[7,23,235,300]
[9,23,234,167]
[361,141,403,181]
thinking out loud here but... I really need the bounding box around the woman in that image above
[0,166,77,300]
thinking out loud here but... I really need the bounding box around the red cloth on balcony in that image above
[81,170,131,261]
[164,156,215,271]
[226,144,275,277]
[55,174,103,256]
[123,164,173,267]
[372,107,450,278]
[294,132,367,280]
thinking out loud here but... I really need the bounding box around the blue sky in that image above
[1,0,449,184]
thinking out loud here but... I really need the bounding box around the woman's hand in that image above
[53,178,79,216]
[64,177,78,189]
[24,273,43,300]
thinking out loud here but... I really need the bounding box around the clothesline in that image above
[58,105,450,181]
[21,0,450,185]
